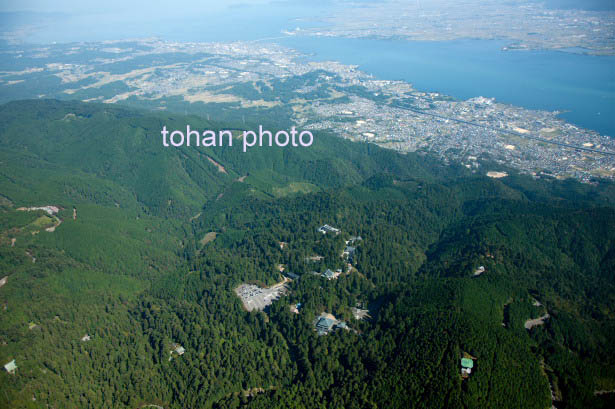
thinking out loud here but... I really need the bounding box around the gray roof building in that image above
[316,317,336,335]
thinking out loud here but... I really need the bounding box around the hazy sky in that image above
[2,0,611,44]
[0,0,331,43]
[0,0,276,14]
[3,0,614,14]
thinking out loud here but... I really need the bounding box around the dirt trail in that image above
[207,156,227,174]
[539,359,561,408]
[200,232,217,246]
[525,313,550,330]
[26,250,36,263]
[594,390,615,396]
[45,218,62,232]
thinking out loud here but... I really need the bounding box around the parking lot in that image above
[235,281,288,312]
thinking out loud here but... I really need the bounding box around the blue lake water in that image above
[275,36,615,137]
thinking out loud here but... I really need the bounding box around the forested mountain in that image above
[1,100,614,409]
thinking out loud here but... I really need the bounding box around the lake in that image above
[275,36,615,137]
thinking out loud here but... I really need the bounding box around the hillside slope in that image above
[0,100,614,409]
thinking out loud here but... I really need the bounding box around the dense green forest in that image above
[1,100,614,408]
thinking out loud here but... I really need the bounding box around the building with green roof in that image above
[461,358,474,368]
